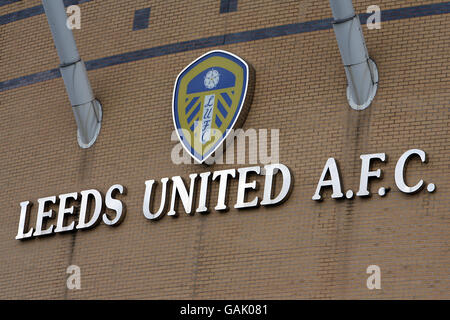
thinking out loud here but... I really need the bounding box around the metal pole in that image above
[329,0,378,110]
[42,0,102,148]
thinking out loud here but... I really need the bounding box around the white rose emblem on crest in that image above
[204,69,220,89]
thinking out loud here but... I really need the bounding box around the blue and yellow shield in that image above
[172,50,251,163]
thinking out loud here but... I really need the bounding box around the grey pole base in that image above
[77,99,102,149]
[347,59,379,111]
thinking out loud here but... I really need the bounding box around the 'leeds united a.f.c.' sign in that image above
[14,51,436,241]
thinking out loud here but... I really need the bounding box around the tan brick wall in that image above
[0,0,448,299]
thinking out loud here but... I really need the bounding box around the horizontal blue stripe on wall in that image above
[0,0,92,25]
[0,0,22,8]
[1,2,449,93]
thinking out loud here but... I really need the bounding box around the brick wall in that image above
[0,0,448,299]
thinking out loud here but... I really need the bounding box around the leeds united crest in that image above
[172,50,254,163]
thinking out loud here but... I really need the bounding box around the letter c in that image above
[395,149,426,194]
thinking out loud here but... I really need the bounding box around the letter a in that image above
[366,265,381,289]
[366,5,381,30]
[312,158,344,200]
[66,265,81,290]
[66,5,81,30]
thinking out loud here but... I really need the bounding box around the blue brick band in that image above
[1,2,449,93]
[0,0,22,8]
[0,0,92,25]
